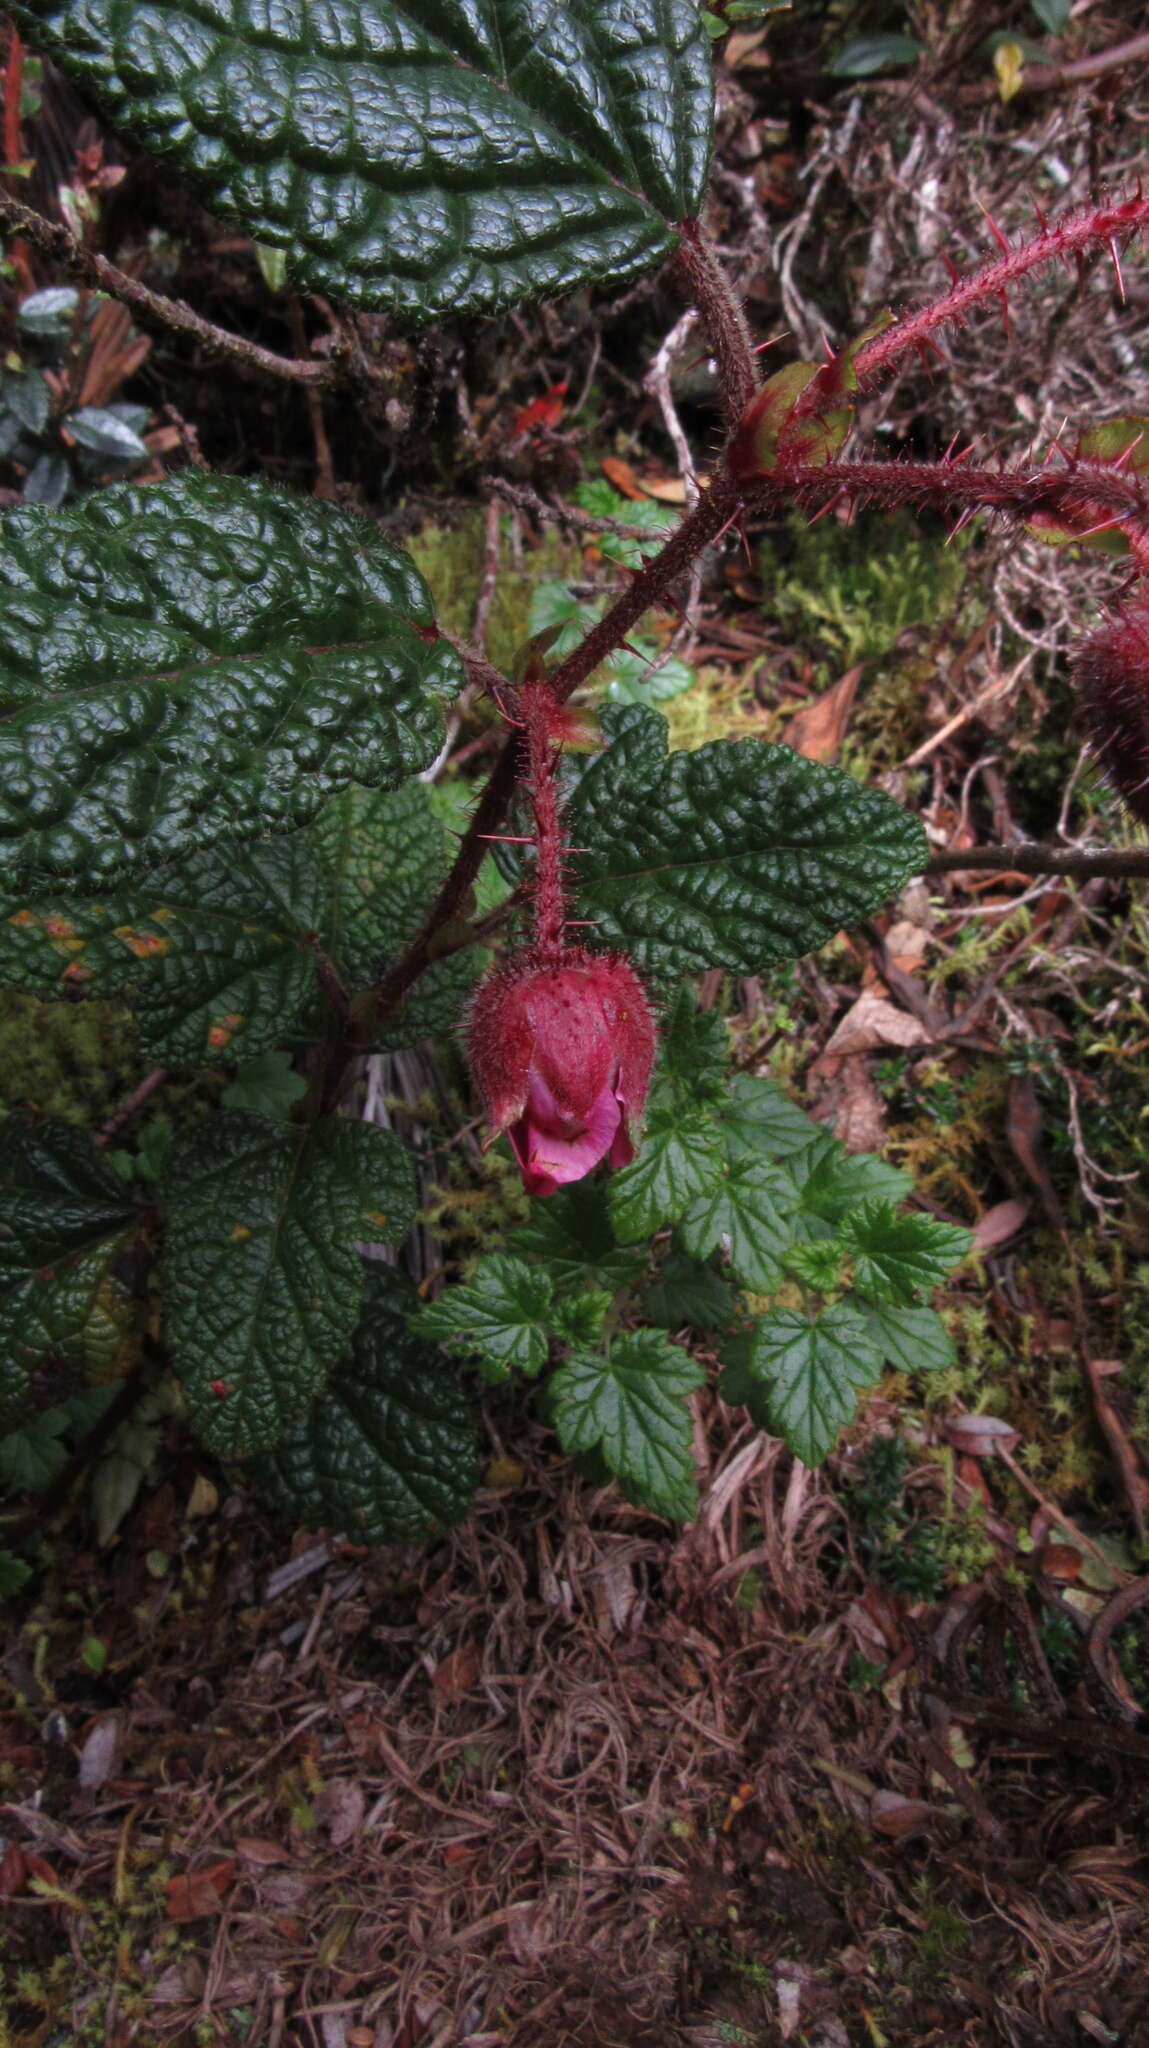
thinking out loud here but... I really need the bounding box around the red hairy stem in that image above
[674,217,760,426]
[833,194,1149,399]
[521,681,567,961]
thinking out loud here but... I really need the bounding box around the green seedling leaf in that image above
[0,474,460,891]
[413,1254,554,1379]
[650,985,729,1111]
[550,1289,613,1347]
[720,1075,822,1162]
[680,1154,797,1292]
[0,1548,32,1595]
[17,285,79,334]
[861,1299,955,1375]
[509,1181,646,1294]
[551,1327,704,1520]
[67,406,148,461]
[1029,0,1069,32]
[221,1050,309,1119]
[782,1237,848,1293]
[786,1133,913,1237]
[22,450,69,506]
[0,1405,69,1490]
[604,643,697,707]
[830,33,923,77]
[646,1250,734,1330]
[570,725,927,980]
[1077,418,1149,472]
[253,1266,479,1542]
[731,1304,884,1465]
[3,369,49,436]
[608,1108,725,1243]
[13,0,714,318]
[162,1112,416,1455]
[840,1201,971,1305]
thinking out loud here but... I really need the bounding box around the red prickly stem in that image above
[1072,603,1149,827]
[520,680,568,963]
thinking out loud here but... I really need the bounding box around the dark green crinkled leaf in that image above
[550,1289,613,1347]
[508,1182,646,1294]
[680,1154,797,1292]
[645,1249,733,1331]
[310,781,477,1048]
[0,836,326,1066]
[732,1304,884,1466]
[12,0,713,318]
[550,1327,703,1520]
[253,1266,478,1541]
[786,1133,914,1237]
[569,729,928,980]
[840,1201,972,1305]
[412,1253,553,1379]
[650,985,728,1111]
[162,1111,416,1454]
[608,1108,724,1243]
[721,1074,821,1162]
[0,474,460,890]
[861,1299,956,1375]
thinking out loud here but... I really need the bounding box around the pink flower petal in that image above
[515,1080,622,1197]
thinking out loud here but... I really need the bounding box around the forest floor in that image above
[3,4,1149,2045]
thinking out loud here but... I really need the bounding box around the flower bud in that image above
[467,948,656,1198]
[1072,602,1149,826]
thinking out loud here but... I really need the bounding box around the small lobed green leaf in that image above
[162,1111,416,1455]
[221,1050,310,1118]
[569,732,928,980]
[680,1154,796,1292]
[840,1201,972,1305]
[720,1074,821,1163]
[252,1266,479,1542]
[735,1304,884,1465]
[508,1182,646,1294]
[0,1548,32,1595]
[412,1254,554,1378]
[645,1250,733,1331]
[0,474,460,891]
[861,1298,956,1375]
[550,1289,613,1347]
[12,0,714,318]
[830,32,923,77]
[550,1327,703,1520]
[651,985,729,1110]
[608,1108,725,1244]
[786,1133,913,1237]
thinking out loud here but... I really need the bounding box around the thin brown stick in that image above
[926,845,1149,881]
[94,1067,169,1147]
[0,192,337,386]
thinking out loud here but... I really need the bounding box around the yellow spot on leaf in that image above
[43,916,76,940]
[207,1025,232,1049]
[229,1225,251,1243]
[113,926,170,959]
[62,962,90,983]
[9,908,38,928]
[366,1211,389,1230]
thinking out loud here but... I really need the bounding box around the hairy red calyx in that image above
[1072,602,1149,828]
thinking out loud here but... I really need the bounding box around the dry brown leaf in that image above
[165,1858,236,1921]
[77,1712,121,1792]
[636,473,688,503]
[972,1198,1031,1252]
[816,993,932,1065]
[782,666,862,763]
[724,27,770,65]
[1040,1544,1083,1582]
[600,456,644,500]
[318,1776,365,1849]
[234,1836,292,1867]
[432,1641,482,1699]
[870,1791,935,1838]
[943,1414,1019,1458]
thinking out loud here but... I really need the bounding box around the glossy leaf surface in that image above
[0,475,460,890]
[12,0,713,316]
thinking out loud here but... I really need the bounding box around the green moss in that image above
[405,511,584,675]
[0,994,138,1125]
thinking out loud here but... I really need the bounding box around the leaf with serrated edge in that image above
[508,1183,645,1294]
[841,1201,971,1305]
[0,836,325,1066]
[861,1300,955,1374]
[786,1133,913,1237]
[253,1266,478,1542]
[412,1254,553,1378]
[551,1328,703,1520]
[645,1250,733,1331]
[744,1305,884,1466]
[11,0,713,318]
[608,1110,724,1244]
[162,1112,416,1455]
[680,1154,797,1291]
[721,1075,821,1162]
[0,475,460,891]
[569,734,927,980]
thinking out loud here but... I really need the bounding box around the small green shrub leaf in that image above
[253,1267,478,1541]
[0,475,460,891]
[786,1133,914,1235]
[412,1254,554,1379]
[509,1183,646,1294]
[680,1155,796,1291]
[840,1201,972,1304]
[721,1075,822,1162]
[861,1300,956,1374]
[732,1304,884,1466]
[0,1549,32,1594]
[569,732,927,978]
[12,0,714,317]
[645,1250,733,1331]
[162,1112,416,1454]
[608,1109,725,1243]
[221,1051,310,1118]
[551,1328,703,1520]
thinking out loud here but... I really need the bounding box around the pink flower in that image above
[467,948,656,1198]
